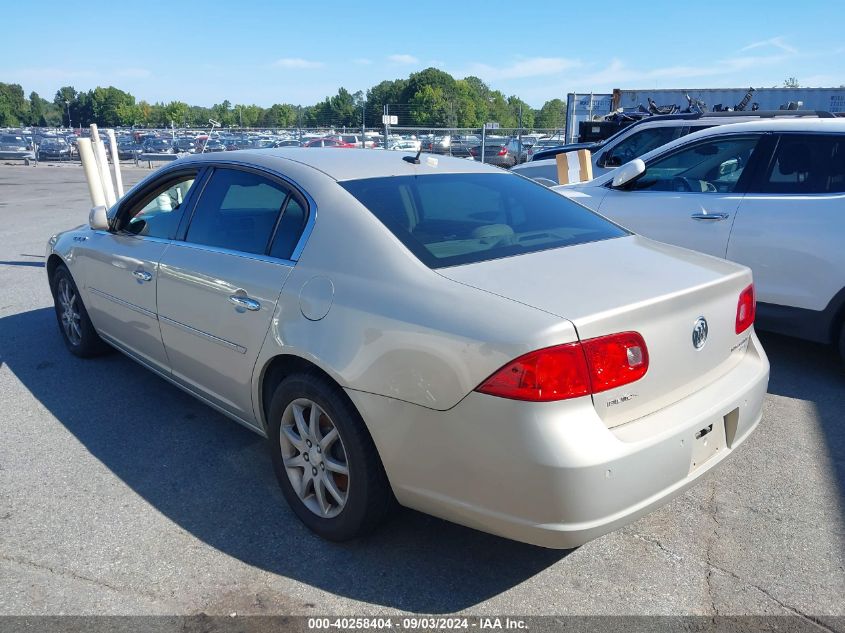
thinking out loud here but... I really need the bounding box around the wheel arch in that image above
[258,353,353,434]
[46,253,67,291]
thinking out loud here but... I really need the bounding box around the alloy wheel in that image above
[279,398,350,518]
[57,277,82,346]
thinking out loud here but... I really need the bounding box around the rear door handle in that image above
[228,295,261,311]
[690,212,729,221]
[133,270,152,282]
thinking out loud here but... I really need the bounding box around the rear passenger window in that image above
[186,169,288,255]
[759,134,845,194]
[269,196,308,260]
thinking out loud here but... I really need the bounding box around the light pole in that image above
[65,99,71,130]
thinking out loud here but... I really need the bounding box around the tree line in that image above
[0,68,567,130]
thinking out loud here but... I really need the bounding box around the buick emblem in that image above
[692,317,709,350]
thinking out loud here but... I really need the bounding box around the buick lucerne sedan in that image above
[46,150,769,548]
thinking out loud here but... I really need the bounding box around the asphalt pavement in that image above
[0,164,843,620]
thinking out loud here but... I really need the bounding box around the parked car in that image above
[225,138,252,151]
[0,133,30,152]
[46,150,768,548]
[117,141,144,160]
[201,139,227,152]
[388,139,421,152]
[517,110,836,183]
[424,134,451,154]
[142,138,175,154]
[468,138,512,167]
[303,138,355,148]
[556,118,845,360]
[37,138,72,161]
[173,138,198,153]
[275,139,303,148]
[526,138,568,161]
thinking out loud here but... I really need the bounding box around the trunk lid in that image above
[438,235,754,428]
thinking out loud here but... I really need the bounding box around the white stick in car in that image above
[106,128,124,199]
[77,138,106,208]
[90,124,116,207]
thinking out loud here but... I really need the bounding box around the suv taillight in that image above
[475,332,648,402]
[497,146,508,156]
[736,284,755,334]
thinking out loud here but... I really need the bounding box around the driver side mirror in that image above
[88,205,109,231]
[611,159,646,189]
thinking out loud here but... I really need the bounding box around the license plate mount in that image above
[689,417,727,473]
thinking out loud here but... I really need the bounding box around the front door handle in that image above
[690,212,729,221]
[133,270,153,282]
[229,295,261,311]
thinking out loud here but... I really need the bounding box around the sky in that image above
[2,0,842,108]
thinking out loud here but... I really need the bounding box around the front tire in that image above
[51,265,109,357]
[267,373,393,541]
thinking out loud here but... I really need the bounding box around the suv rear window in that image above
[341,173,627,268]
[759,134,845,194]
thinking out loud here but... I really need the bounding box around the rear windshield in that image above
[341,173,627,268]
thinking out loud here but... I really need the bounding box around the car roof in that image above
[181,147,501,181]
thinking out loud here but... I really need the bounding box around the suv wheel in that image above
[267,373,393,541]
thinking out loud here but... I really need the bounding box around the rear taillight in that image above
[497,146,508,156]
[736,284,755,334]
[476,332,649,402]
[582,332,649,393]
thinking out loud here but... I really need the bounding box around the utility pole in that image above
[383,104,389,150]
[362,99,366,148]
[518,103,523,164]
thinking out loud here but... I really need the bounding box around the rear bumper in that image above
[348,332,769,549]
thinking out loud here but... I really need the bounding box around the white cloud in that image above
[570,52,794,90]
[387,54,419,65]
[740,36,797,55]
[454,57,581,81]
[273,58,324,69]
[353,58,372,65]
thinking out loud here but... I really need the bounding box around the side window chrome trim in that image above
[164,239,296,267]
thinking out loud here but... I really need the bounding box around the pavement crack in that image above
[705,560,837,633]
[704,481,720,616]
[621,530,684,563]
[0,551,167,604]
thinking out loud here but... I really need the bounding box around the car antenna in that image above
[403,147,422,164]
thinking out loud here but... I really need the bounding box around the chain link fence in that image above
[5,124,571,168]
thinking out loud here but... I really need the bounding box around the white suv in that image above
[515,111,834,183]
[556,118,845,360]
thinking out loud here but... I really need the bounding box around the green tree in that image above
[86,86,135,126]
[783,77,800,88]
[535,98,567,130]
[29,91,46,126]
[261,103,297,127]
[409,84,450,126]
[162,101,190,127]
[365,79,407,126]
[53,86,77,126]
[0,83,27,126]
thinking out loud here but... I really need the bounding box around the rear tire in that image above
[50,264,109,358]
[267,372,393,541]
